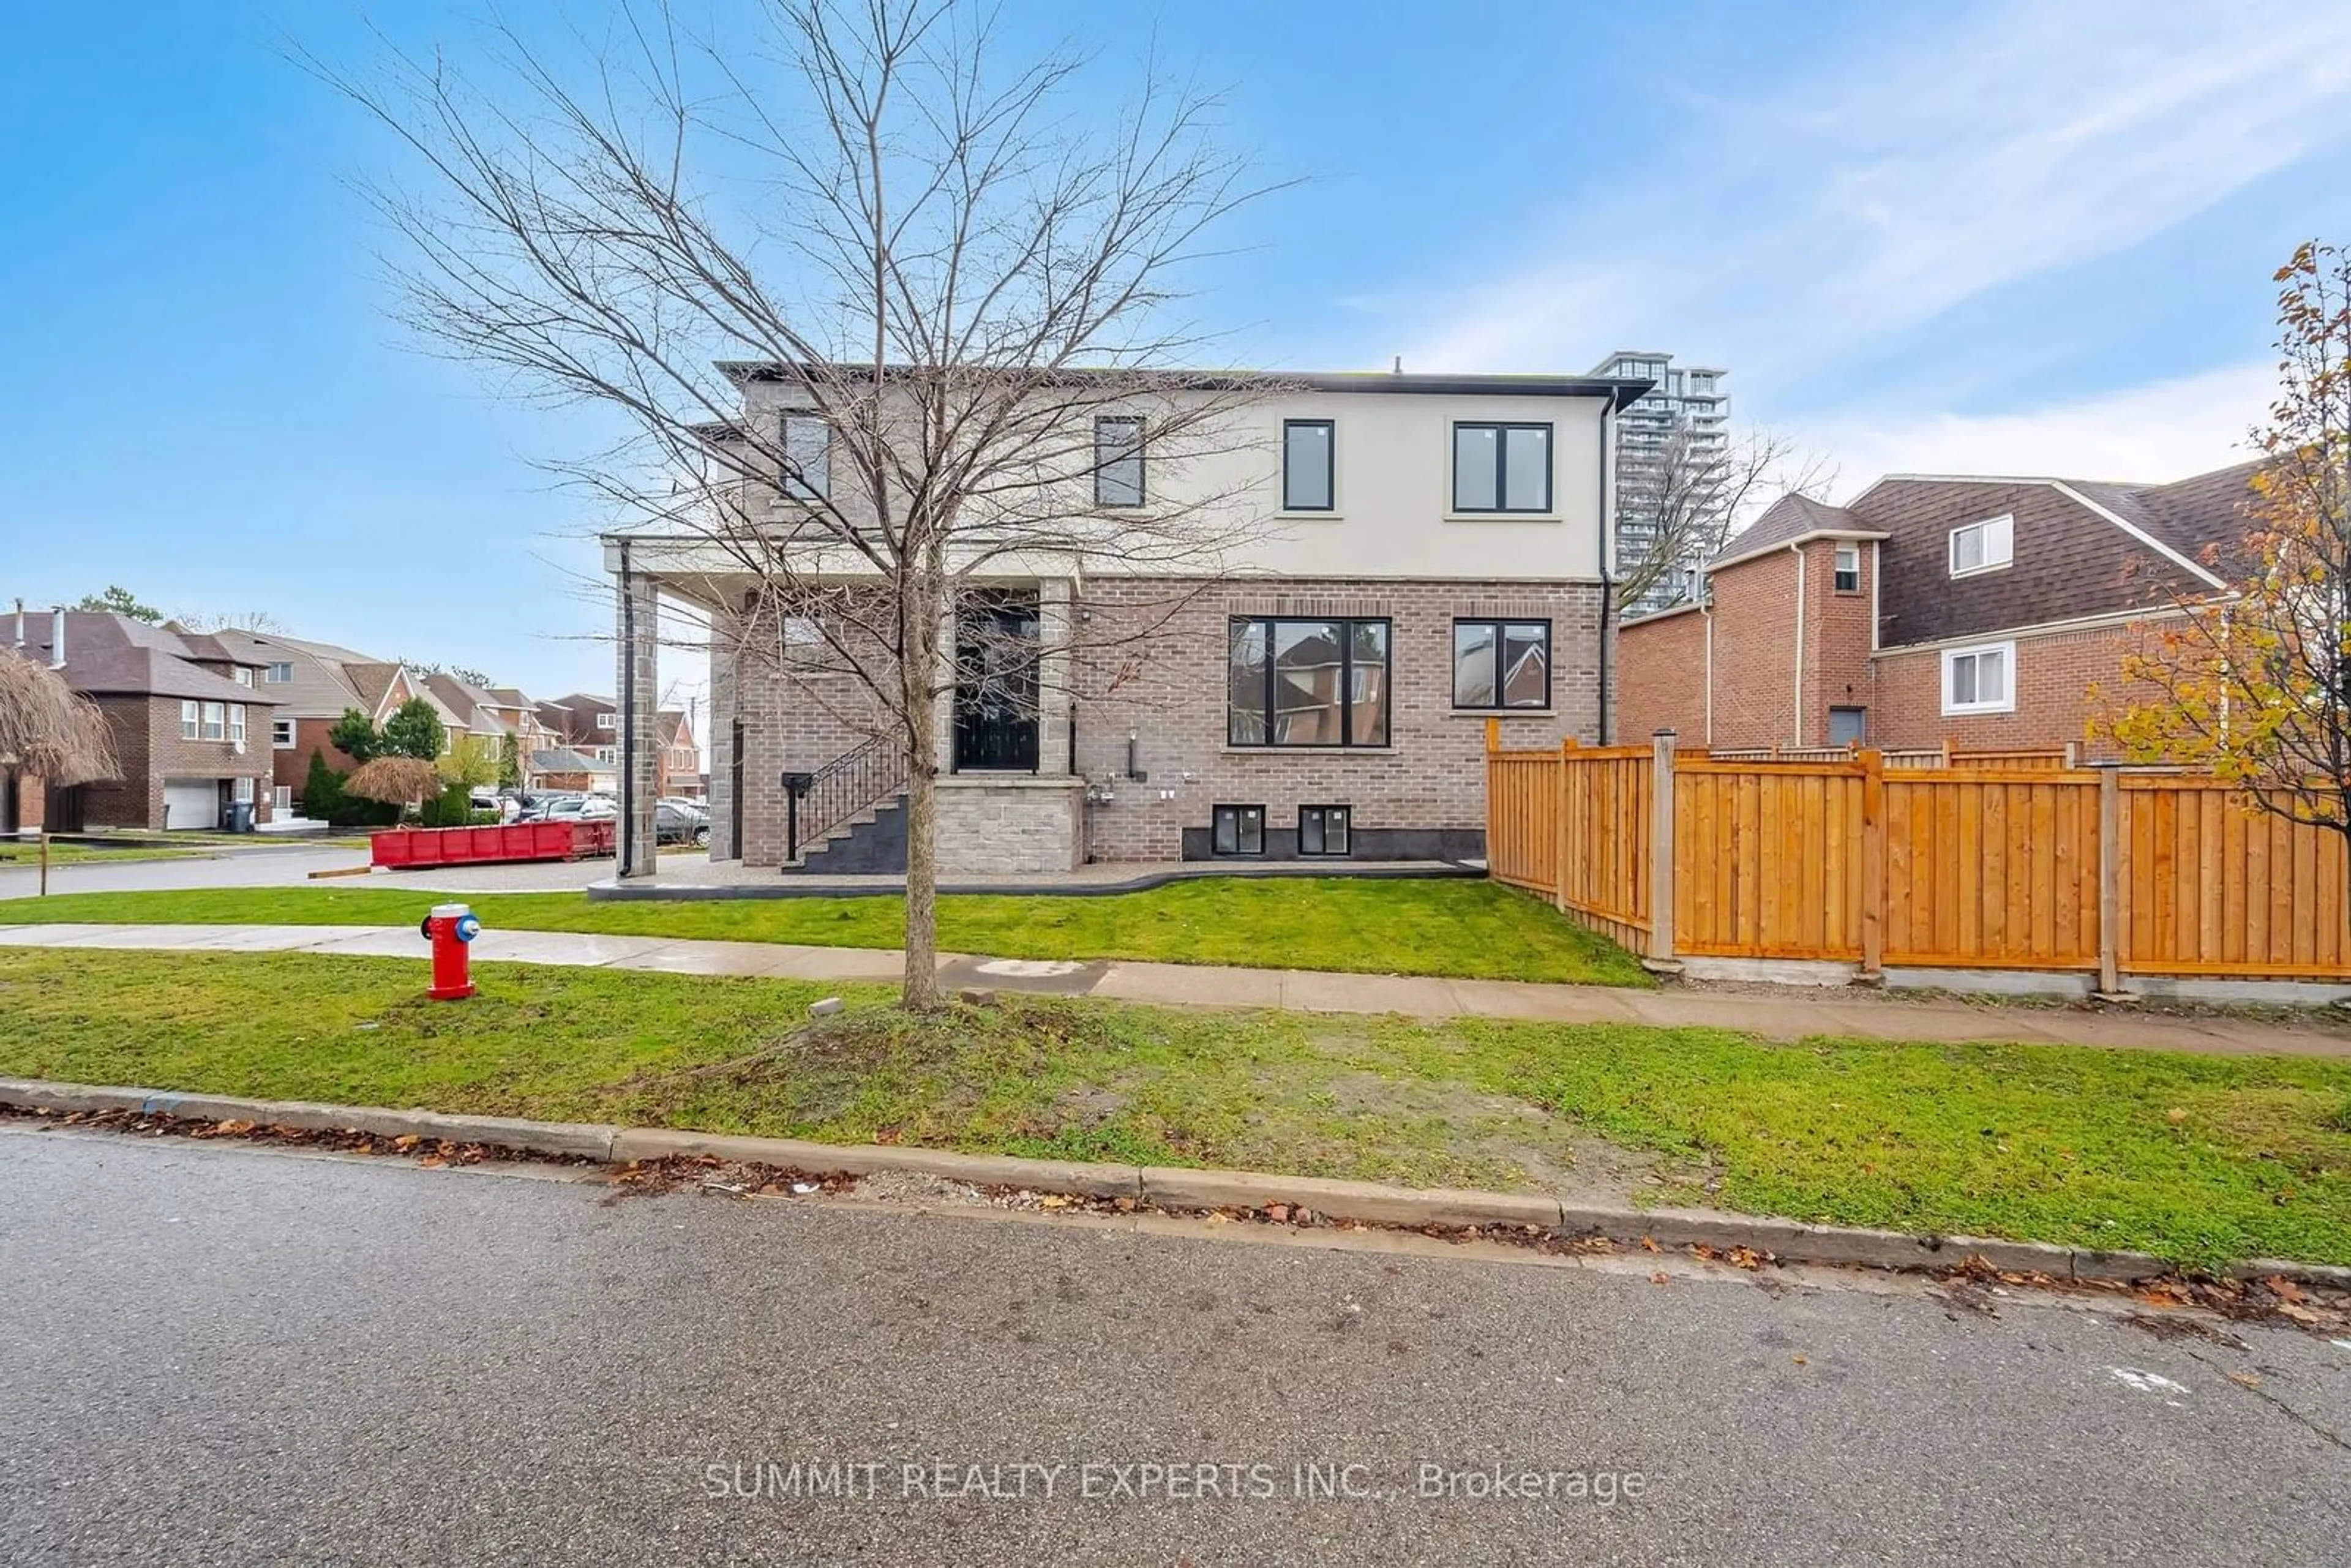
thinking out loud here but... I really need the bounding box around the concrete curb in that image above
[7,1076,2349,1291]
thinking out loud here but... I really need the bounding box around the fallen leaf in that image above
[392,1135,421,1152]
[214,1119,255,1136]
[416,1155,446,1169]
[1792,1354,1807,1366]
[1649,1271,1670,1285]
[1640,1237,1660,1253]
[2227,1371,2262,1389]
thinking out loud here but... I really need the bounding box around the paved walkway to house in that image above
[7,921,2350,1059]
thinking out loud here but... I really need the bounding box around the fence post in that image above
[2096,765,2123,996]
[1485,717,1499,755]
[1647,730,1677,966]
[1554,735,1573,913]
[1859,749,1884,977]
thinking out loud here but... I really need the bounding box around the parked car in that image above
[655,801,710,847]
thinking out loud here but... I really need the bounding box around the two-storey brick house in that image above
[604,366,1649,877]
[7,607,282,830]
[1616,461,2258,753]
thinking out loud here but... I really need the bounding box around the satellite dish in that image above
[231,741,247,756]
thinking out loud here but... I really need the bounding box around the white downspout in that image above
[1788,542,1805,746]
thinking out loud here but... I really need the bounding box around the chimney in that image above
[10,598,21,648]
[50,605,65,670]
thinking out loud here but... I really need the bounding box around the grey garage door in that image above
[162,780,219,830]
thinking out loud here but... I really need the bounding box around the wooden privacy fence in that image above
[1485,722,2350,985]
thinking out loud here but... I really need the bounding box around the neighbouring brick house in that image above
[203,631,424,817]
[6,607,281,830]
[1616,462,2259,754]
[606,365,1649,876]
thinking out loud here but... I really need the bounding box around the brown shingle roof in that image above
[6,611,282,705]
[1709,493,1874,566]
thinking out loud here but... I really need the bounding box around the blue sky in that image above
[6,1,2350,707]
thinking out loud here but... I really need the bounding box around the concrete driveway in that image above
[3,1126,2345,1566]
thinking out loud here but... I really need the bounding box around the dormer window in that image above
[1949,514,2013,577]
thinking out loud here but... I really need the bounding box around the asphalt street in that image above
[2,1125,2346,1566]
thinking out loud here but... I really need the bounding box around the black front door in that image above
[953,593,1040,772]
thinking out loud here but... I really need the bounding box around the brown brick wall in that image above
[67,696,276,829]
[273,717,363,795]
[1868,620,2158,755]
[1616,607,1707,743]
[1802,536,1877,745]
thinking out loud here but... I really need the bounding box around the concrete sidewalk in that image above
[4,921,2349,1058]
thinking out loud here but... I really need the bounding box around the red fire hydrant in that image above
[419,902,482,1000]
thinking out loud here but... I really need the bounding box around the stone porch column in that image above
[1037,575,1074,775]
[614,552,660,879]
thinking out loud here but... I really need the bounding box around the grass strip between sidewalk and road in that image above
[0,877,1651,987]
[6,947,2350,1270]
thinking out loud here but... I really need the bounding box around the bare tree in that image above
[314,0,1283,1010]
[1616,421,1837,610]
[0,647,119,793]
[173,609,294,636]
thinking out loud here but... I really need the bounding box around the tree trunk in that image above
[899,569,945,1012]
[901,742,941,1010]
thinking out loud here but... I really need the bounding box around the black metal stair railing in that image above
[782,735,906,863]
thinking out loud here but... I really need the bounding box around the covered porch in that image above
[604,532,1089,882]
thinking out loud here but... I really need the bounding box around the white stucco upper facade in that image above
[608,369,1643,591]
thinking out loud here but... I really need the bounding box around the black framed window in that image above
[1452,422,1552,513]
[1212,804,1264,855]
[782,413,830,499]
[1095,416,1145,506]
[1298,805,1350,857]
[1282,419,1334,511]
[1452,618,1551,709]
[1228,617,1390,747]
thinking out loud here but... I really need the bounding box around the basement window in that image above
[1211,804,1264,856]
[1298,805,1351,856]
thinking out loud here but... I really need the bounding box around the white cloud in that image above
[1789,361,2269,494]
[1391,0,2351,378]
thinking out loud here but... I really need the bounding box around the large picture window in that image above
[1452,618,1551,709]
[1282,419,1334,511]
[1228,617,1390,747]
[1452,422,1552,513]
[1095,416,1145,507]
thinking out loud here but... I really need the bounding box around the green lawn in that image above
[4,946,2348,1269]
[0,877,1649,986]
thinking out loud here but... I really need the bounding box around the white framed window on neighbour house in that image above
[272,719,296,750]
[179,700,200,740]
[228,705,246,745]
[233,777,255,804]
[272,785,293,816]
[1834,543,1862,592]
[1941,641,2015,715]
[264,662,294,683]
[233,666,253,686]
[1949,514,2014,577]
[596,711,615,731]
[200,702,225,741]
